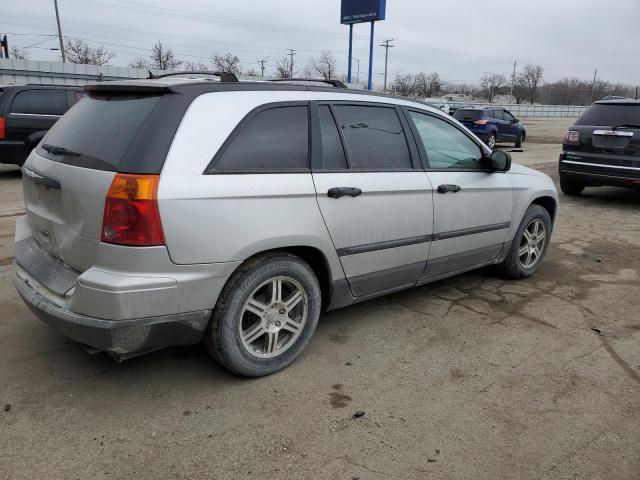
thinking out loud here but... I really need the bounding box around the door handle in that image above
[327,187,362,199]
[437,184,461,194]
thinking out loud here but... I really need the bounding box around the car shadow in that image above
[0,166,22,179]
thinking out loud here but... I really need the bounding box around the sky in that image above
[2,0,639,87]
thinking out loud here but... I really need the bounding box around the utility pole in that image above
[590,68,597,103]
[286,49,296,78]
[353,57,360,85]
[509,60,517,103]
[53,0,66,63]
[380,39,394,93]
[258,58,267,78]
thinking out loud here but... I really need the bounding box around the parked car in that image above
[0,85,84,166]
[559,99,640,195]
[12,76,558,377]
[453,107,526,149]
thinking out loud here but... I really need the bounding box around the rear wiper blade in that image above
[42,144,80,156]
[611,123,640,130]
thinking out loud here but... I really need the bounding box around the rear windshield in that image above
[38,94,161,171]
[453,109,483,120]
[575,104,640,126]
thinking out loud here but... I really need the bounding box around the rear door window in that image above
[213,105,309,171]
[576,104,640,126]
[492,110,505,121]
[11,89,68,116]
[39,94,161,171]
[332,104,412,170]
[318,105,347,169]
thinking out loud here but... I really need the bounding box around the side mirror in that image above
[486,150,511,172]
[512,118,519,124]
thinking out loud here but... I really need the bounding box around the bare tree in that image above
[274,56,293,79]
[244,68,260,77]
[211,52,242,74]
[392,73,416,97]
[10,46,29,60]
[480,73,507,103]
[310,50,337,79]
[415,72,443,99]
[64,38,114,65]
[518,64,544,104]
[129,56,149,69]
[182,60,208,72]
[148,40,181,70]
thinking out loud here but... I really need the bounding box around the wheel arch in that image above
[230,245,339,312]
[531,195,557,223]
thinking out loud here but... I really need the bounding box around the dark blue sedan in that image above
[453,107,526,149]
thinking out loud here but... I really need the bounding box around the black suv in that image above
[559,99,640,195]
[0,85,84,166]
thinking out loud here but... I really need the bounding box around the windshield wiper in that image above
[611,123,640,130]
[42,144,80,156]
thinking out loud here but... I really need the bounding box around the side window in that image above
[214,106,309,171]
[408,111,483,170]
[11,90,68,116]
[318,105,347,169]
[503,111,516,122]
[492,110,505,121]
[333,105,412,170]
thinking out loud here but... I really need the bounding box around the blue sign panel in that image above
[341,0,386,24]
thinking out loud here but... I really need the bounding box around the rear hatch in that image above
[563,102,640,177]
[21,88,179,271]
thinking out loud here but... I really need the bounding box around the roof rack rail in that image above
[268,78,348,89]
[147,70,239,82]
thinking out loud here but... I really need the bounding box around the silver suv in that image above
[12,76,558,376]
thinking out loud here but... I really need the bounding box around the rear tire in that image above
[204,253,321,377]
[498,205,552,279]
[560,178,585,196]
[486,133,497,149]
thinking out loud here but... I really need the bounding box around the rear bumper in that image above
[559,154,640,189]
[13,262,211,358]
[0,141,28,165]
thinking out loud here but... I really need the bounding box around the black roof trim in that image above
[268,78,348,88]
[147,70,239,82]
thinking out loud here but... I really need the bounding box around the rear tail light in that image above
[473,119,489,126]
[0,116,5,140]
[563,130,580,145]
[101,174,165,246]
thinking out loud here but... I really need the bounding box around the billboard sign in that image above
[340,0,386,24]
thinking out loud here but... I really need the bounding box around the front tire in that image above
[560,178,585,196]
[498,205,552,279]
[515,132,523,148]
[204,253,321,377]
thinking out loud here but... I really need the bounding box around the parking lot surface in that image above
[1,118,639,480]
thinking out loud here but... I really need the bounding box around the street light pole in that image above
[353,58,360,85]
[53,0,66,63]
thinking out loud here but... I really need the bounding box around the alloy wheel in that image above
[239,276,308,358]
[518,219,547,269]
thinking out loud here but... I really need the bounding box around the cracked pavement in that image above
[1,118,639,479]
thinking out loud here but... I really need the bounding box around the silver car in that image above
[12,77,558,376]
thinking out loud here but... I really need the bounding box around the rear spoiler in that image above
[84,82,171,94]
